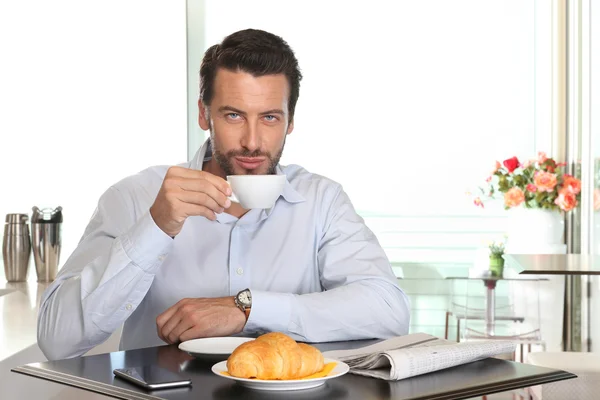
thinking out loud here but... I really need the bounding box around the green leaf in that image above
[498,176,509,191]
[535,192,544,203]
[527,198,539,208]
[514,175,523,185]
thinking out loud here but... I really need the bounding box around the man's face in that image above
[199,68,294,176]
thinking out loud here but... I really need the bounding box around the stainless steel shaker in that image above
[31,206,62,282]
[2,214,32,282]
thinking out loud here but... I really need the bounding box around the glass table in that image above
[503,254,600,352]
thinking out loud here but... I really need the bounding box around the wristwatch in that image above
[234,288,252,320]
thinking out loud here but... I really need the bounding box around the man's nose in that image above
[240,119,261,152]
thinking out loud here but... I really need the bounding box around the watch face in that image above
[238,290,251,306]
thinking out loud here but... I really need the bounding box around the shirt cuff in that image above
[244,290,293,334]
[121,211,173,272]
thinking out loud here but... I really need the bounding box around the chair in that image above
[445,277,525,341]
[446,276,545,362]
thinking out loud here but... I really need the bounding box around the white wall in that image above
[0,1,188,269]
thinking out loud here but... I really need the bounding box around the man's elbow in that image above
[37,310,85,361]
[38,329,89,361]
[38,321,71,360]
[381,284,411,337]
[38,329,64,361]
[394,290,411,336]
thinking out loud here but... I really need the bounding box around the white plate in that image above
[211,358,349,391]
[178,337,254,357]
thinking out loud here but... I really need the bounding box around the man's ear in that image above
[198,100,210,130]
[286,119,294,135]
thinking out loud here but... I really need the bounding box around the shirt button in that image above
[126,304,132,310]
[158,255,166,261]
[236,268,244,275]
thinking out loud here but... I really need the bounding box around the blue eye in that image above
[264,115,276,122]
[227,113,240,120]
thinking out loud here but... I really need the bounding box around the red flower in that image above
[526,184,537,193]
[503,157,520,173]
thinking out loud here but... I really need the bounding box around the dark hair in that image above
[199,29,302,121]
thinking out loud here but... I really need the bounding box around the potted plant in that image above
[488,240,506,277]
[473,152,581,250]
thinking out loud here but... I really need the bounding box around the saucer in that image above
[178,337,254,357]
[211,358,349,391]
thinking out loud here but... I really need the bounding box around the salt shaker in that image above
[31,206,62,282]
[2,214,31,282]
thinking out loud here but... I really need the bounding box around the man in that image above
[37,29,410,360]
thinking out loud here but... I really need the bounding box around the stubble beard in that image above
[209,129,285,176]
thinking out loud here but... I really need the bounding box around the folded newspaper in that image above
[322,333,516,381]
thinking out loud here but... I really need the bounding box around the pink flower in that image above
[562,174,581,194]
[594,189,600,211]
[522,160,532,169]
[534,171,558,192]
[538,152,548,164]
[555,189,577,212]
[493,161,501,174]
[486,176,492,183]
[526,184,537,193]
[474,197,484,208]
[504,187,525,208]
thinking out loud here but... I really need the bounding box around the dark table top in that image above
[12,340,576,400]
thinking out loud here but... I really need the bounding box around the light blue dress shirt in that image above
[37,139,410,360]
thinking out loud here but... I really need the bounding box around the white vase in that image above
[505,207,565,253]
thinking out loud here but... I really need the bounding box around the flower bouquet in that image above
[474,152,581,212]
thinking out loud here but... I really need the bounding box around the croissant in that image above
[226,332,325,380]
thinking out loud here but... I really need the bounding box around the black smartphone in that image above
[113,366,192,390]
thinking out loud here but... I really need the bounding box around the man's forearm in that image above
[244,279,410,342]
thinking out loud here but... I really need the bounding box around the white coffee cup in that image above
[227,175,286,209]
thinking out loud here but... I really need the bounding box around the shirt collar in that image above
[189,138,306,205]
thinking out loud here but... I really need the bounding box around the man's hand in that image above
[150,166,232,237]
[156,297,246,344]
